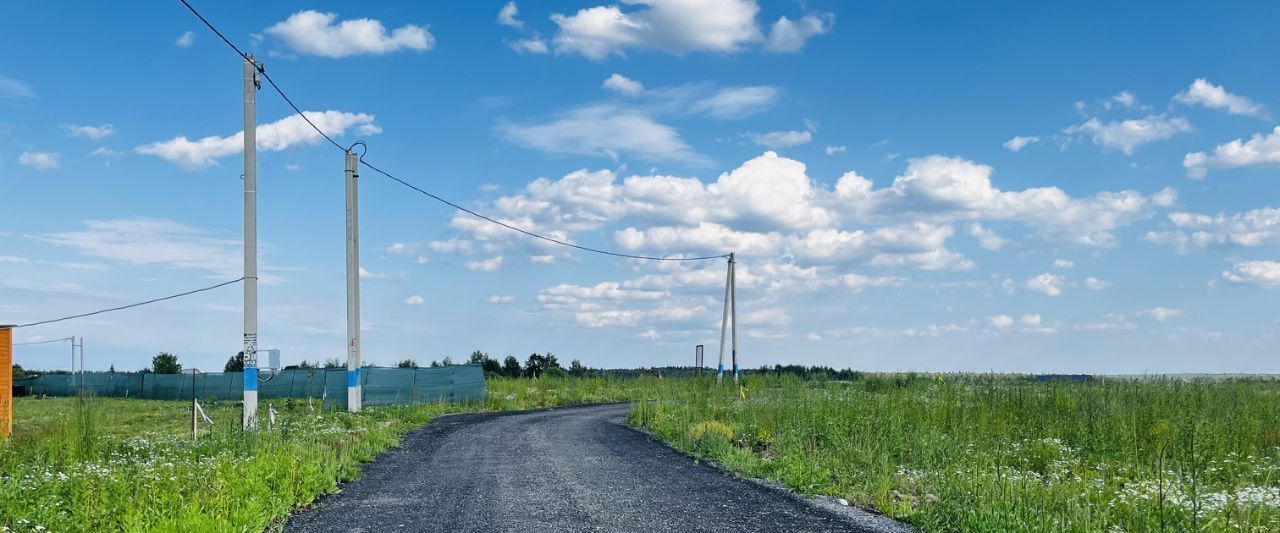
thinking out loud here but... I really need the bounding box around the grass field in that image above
[629,374,1280,532]
[8,374,1279,532]
[0,376,647,532]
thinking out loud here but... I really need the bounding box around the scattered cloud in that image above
[36,218,270,282]
[175,31,196,48]
[1144,207,1280,252]
[486,295,515,304]
[825,145,846,156]
[0,74,35,99]
[1053,259,1075,269]
[969,223,1013,251]
[690,86,780,119]
[1140,307,1182,321]
[1003,136,1039,152]
[764,14,833,53]
[1183,126,1280,178]
[550,0,763,59]
[358,267,386,280]
[496,104,708,164]
[1222,260,1280,289]
[265,10,434,58]
[834,155,1163,247]
[91,147,122,161]
[1025,273,1064,296]
[1084,276,1111,290]
[497,1,523,29]
[66,123,114,140]
[1063,115,1192,154]
[602,73,644,95]
[989,314,1014,328]
[1173,78,1269,119]
[18,151,60,171]
[136,110,379,169]
[404,295,425,305]
[1111,91,1137,108]
[508,37,549,54]
[467,255,504,272]
[743,129,811,149]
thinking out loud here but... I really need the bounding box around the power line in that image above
[359,159,731,262]
[13,278,245,329]
[177,0,731,263]
[177,0,343,151]
[13,337,73,346]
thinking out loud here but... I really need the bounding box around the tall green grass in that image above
[0,376,656,532]
[628,374,1280,532]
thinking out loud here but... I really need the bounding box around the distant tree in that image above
[468,350,488,365]
[524,353,551,378]
[151,352,181,374]
[322,357,344,369]
[502,355,521,377]
[569,359,587,377]
[482,357,502,376]
[545,353,562,370]
[225,351,245,372]
[12,364,27,379]
[441,356,454,367]
[294,360,318,370]
[108,364,116,373]
[429,360,441,368]
[396,358,419,369]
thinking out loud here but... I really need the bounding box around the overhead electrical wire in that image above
[12,278,245,329]
[177,0,732,263]
[12,337,74,346]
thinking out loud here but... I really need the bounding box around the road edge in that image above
[615,406,917,533]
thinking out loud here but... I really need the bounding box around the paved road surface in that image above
[287,403,910,533]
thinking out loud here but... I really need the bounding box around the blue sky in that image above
[3,1,1280,374]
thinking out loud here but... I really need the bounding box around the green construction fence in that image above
[12,365,486,409]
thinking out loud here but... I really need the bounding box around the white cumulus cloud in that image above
[265,10,433,58]
[1174,78,1269,119]
[602,74,644,95]
[1026,273,1064,296]
[404,295,425,305]
[764,14,833,53]
[1139,307,1181,321]
[497,2,523,29]
[1222,260,1280,289]
[1003,136,1039,152]
[1183,126,1280,178]
[467,255,504,272]
[136,110,379,169]
[66,123,114,140]
[1063,115,1192,154]
[18,151,60,171]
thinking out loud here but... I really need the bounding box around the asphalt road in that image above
[286,403,911,533]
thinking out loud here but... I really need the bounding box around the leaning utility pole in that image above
[242,55,260,429]
[345,148,362,412]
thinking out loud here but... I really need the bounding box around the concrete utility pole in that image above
[2,326,13,439]
[77,338,83,392]
[695,344,704,376]
[345,148,362,412]
[730,253,739,385]
[242,55,260,429]
[717,253,734,385]
[70,337,76,390]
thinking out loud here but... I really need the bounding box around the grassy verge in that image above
[0,375,656,532]
[627,374,1280,532]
